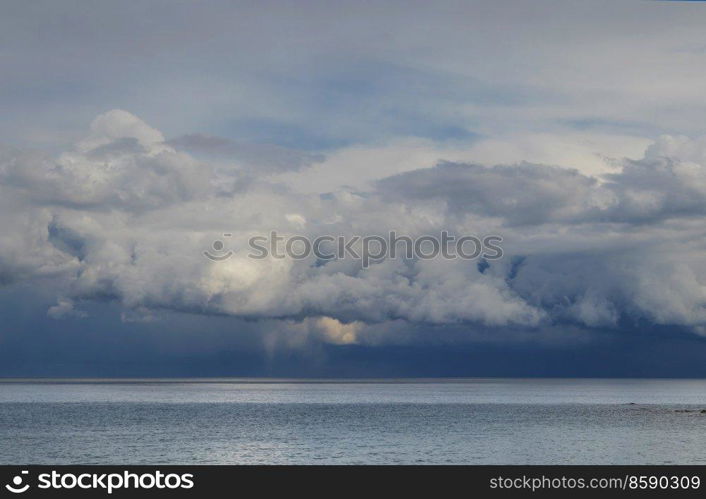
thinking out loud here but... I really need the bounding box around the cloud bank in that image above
[2,110,706,346]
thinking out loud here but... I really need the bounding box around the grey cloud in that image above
[85,137,147,159]
[601,161,706,224]
[377,162,599,226]
[168,133,325,174]
[378,137,706,226]
[1,111,210,210]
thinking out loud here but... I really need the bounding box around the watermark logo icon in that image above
[204,233,234,261]
[5,471,29,494]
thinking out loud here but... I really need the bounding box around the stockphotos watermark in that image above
[3,469,194,494]
[204,231,503,268]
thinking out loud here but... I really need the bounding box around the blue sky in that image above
[3,0,706,376]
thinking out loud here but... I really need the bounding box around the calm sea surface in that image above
[1,379,705,464]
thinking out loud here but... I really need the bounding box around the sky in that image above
[3,0,706,377]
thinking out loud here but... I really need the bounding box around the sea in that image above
[1,378,705,464]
